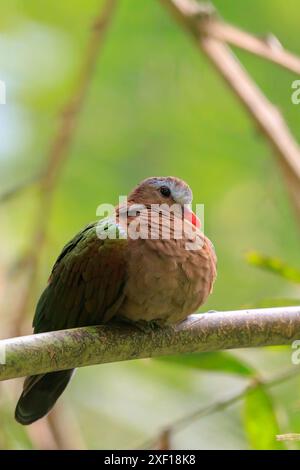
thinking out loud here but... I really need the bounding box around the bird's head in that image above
[128,176,201,228]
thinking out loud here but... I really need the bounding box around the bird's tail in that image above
[15,369,74,425]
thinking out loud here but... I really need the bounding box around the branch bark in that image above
[1,306,300,381]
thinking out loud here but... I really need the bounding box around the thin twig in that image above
[276,433,300,441]
[3,0,118,449]
[0,173,42,203]
[10,0,118,336]
[169,366,298,432]
[153,430,172,450]
[160,0,300,222]
[142,366,300,449]
[201,18,300,75]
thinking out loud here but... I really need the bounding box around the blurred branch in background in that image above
[0,173,42,203]
[2,0,118,450]
[196,10,300,74]
[146,366,300,450]
[1,307,300,381]
[9,0,118,336]
[277,433,300,442]
[1,0,300,451]
[160,0,300,223]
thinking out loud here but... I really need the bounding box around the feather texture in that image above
[15,176,217,425]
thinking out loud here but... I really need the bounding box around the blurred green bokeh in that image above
[1,0,300,450]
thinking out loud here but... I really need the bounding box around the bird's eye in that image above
[160,186,171,197]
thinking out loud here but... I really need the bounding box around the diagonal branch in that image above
[143,366,300,449]
[160,0,300,75]
[0,173,42,203]
[198,14,300,75]
[8,0,118,336]
[1,306,300,381]
[160,0,300,221]
[2,0,118,449]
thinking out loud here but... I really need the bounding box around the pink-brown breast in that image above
[118,209,217,324]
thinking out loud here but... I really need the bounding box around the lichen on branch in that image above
[1,306,300,381]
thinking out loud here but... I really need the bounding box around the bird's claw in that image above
[132,320,161,334]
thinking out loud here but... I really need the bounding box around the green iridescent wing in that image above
[33,220,128,333]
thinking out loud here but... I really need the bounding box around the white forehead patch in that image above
[148,178,192,205]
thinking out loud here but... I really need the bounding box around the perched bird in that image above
[15,176,217,425]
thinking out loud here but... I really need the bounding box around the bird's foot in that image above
[116,316,161,334]
[133,319,162,334]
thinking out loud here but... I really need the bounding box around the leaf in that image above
[157,351,255,376]
[246,251,300,284]
[243,386,284,450]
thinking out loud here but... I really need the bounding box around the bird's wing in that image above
[33,220,128,333]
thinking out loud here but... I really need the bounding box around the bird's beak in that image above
[184,205,201,228]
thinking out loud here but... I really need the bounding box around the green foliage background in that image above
[1,0,300,449]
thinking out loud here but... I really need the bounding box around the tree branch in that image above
[159,0,300,223]
[1,0,118,449]
[0,173,42,203]
[143,365,300,449]
[7,0,118,337]
[160,0,300,75]
[196,11,300,75]
[1,306,300,381]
